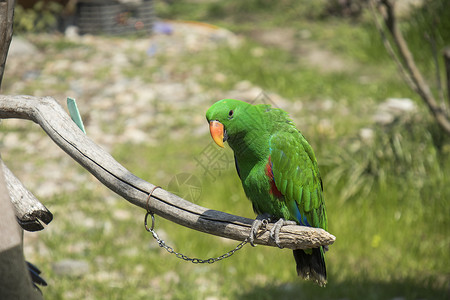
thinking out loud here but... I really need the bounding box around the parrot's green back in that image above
[206,99,328,285]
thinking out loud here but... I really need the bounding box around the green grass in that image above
[199,42,415,102]
[31,135,448,299]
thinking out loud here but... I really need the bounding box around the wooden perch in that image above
[2,160,53,231]
[0,95,336,250]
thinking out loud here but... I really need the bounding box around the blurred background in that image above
[0,0,449,299]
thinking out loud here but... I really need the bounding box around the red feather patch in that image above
[265,156,283,198]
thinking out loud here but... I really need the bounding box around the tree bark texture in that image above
[2,160,53,231]
[0,0,15,89]
[0,156,43,300]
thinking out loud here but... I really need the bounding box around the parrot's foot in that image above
[248,213,272,247]
[270,218,297,249]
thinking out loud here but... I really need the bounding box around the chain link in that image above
[144,186,251,264]
[144,211,248,264]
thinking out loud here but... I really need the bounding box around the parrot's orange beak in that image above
[209,120,225,148]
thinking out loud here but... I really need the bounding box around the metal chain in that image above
[144,187,249,264]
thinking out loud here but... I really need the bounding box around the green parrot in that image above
[206,99,328,286]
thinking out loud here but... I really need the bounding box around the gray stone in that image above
[374,98,416,125]
[52,259,90,277]
[379,98,416,114]
[8,37,38,57]
[64,26,80,40]
[360,128,374,142]
[373,111,394,125]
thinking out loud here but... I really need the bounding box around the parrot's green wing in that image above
[269,130,327,231]
[269,129,328,285]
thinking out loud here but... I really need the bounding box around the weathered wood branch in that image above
[0,156,43,300]
[0,0,15,88]
[0,0,51,232]
[372,0,450,135]
[0,95,336,250]
[2,160,53,231]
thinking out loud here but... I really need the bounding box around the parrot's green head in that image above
[206,99,256,148]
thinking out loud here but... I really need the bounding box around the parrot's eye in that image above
[228,110,234,117]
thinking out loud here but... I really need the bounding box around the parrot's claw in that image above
[248,214,272,247]
[269,218,297,248]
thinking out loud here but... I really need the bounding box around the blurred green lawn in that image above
[5,0,450,299]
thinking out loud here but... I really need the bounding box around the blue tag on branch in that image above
[67,97,86,134]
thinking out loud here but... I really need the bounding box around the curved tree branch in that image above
[372,0,450,135]
[0,95,336,250]
[0,0,15,89]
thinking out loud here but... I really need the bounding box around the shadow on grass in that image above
[235,278,449,300]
